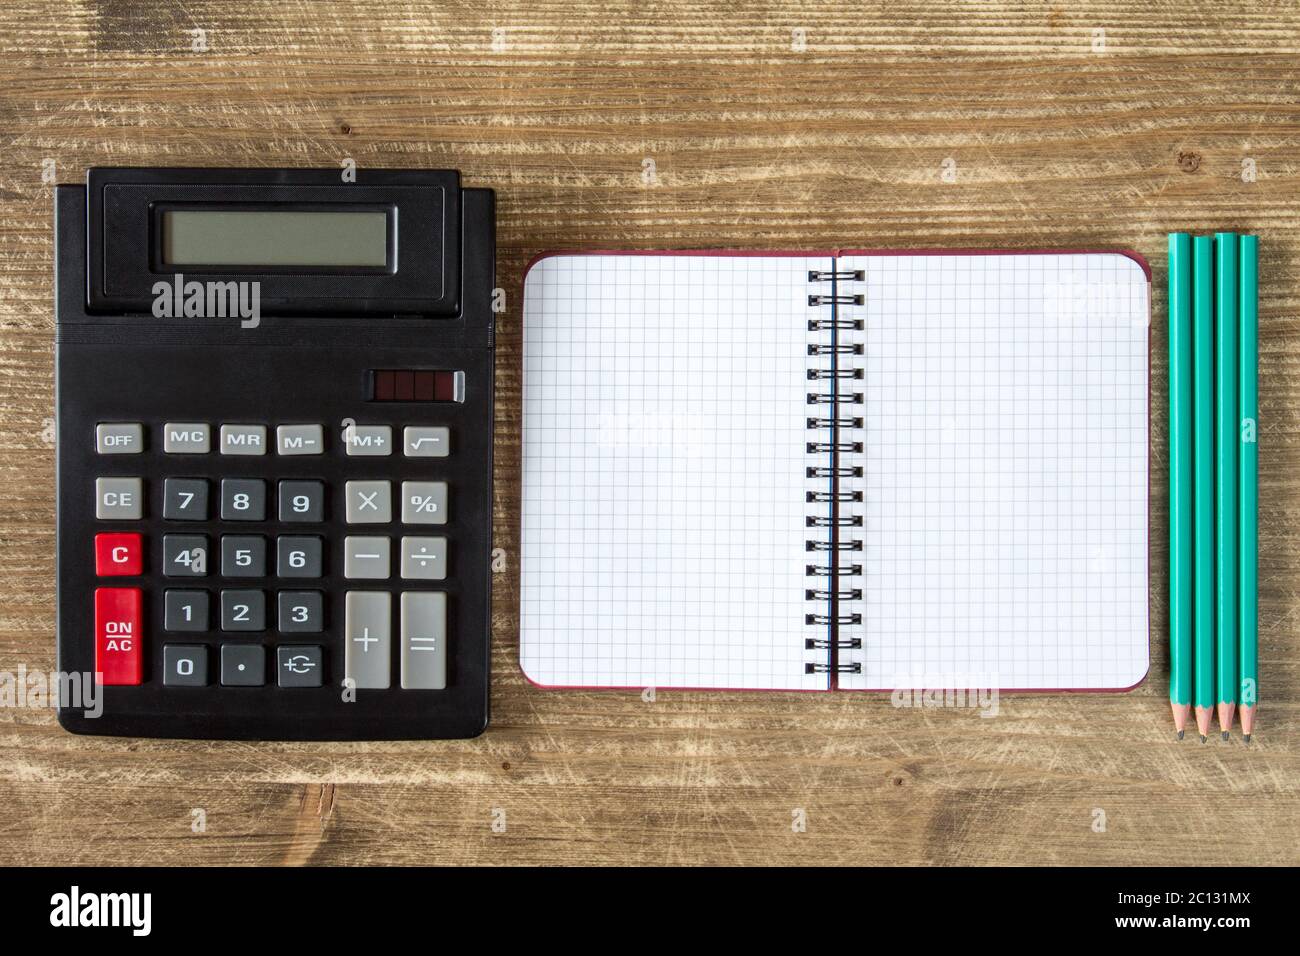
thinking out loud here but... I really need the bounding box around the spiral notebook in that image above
[520,250,1150,692]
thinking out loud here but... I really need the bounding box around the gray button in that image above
[277,424,324,456]
[220,644,265,686]
[344,536,391,579]
[163,645,208,686]
[278,591,324,632]
[222,535,267,577]
[163,477,209,521]
[344,591,391,689]
[401,536,447,580]
[403,426,450,458]
[96,477,144,520]
[277,535,323,578]
[221,478,266,521]
[163,534,208,577]
[401,481,448,525]
[278,645,324,687]
[345,480,391,523]
[96,423,144,455]
[401,591,446,689]
[279,480,325,523]
[164,590,209,631]
[163,423,210,454]
[221,589,266,631]
[343,424,393,456]
[219,424,267,456]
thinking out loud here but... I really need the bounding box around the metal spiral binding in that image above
[805,265,866,673]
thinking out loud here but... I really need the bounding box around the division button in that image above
[96,423,144,455]
[400,536,447,580]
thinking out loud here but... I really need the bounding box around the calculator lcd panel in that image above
[56,168,494,740]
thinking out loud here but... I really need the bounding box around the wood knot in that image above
[340,123,353,135]
[1177,150,1201,173]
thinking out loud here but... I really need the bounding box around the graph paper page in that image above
[837,253,1150,690]
[521,254,831,690]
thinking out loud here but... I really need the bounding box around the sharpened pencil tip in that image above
[1176,730,1184,740]
[1200,735,1207,744]
[1243,734,1251,745]
[1221,731,1230,741]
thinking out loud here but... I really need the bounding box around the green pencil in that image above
[1168,233,1193,737]
[1192,235,1216,742]
[1238,235,1259,742]
[1215,232,1239,738]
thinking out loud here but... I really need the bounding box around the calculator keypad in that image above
[90,421,454,694]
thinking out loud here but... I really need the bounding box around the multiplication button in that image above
[345,481,391,523]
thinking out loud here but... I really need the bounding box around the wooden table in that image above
[1,0,1296,866]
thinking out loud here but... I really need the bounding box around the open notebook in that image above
[520,251,1150,692]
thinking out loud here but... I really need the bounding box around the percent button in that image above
[401,481,448,525]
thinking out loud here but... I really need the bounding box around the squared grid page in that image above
[837,253,1149,690]
[521,254,831,690]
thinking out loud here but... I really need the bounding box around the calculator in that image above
[55,168,494,739]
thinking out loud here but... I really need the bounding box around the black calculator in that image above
[54,168,494,739]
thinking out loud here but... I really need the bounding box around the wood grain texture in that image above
[1,0,1298,866]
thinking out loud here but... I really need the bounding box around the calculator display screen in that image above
[160,209,390,267]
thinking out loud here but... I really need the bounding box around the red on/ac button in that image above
[95,533,143,576]
[95,587,143,685]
